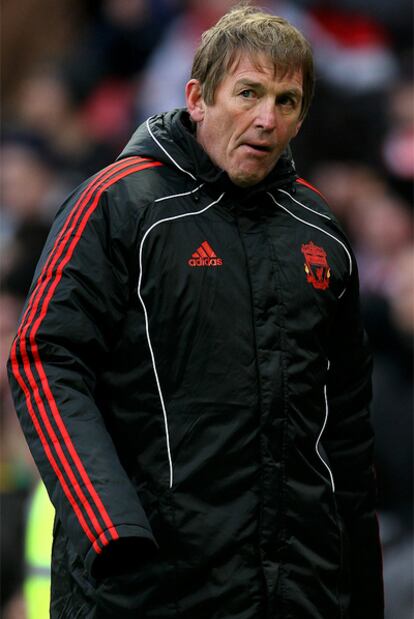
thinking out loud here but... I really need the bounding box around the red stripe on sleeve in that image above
[16,159,149,546]
[13,158,162,550]
[10,339,103,554]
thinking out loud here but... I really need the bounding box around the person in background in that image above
[7,4,384,618]
[24,481,54,619]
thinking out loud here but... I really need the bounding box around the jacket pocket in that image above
[95,557,178,619]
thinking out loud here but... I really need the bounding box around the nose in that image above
[254,99,278,132]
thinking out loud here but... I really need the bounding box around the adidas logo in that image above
[188,241,223,267]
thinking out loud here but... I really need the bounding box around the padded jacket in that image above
[8,109,383,618]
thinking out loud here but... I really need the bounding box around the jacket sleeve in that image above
[325,255,384,618]
[7,169,158,579]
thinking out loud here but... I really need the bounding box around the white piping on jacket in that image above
[154,184,204,203]
[316,360,335,492]
[277,188,331,220]
[146,118,197,181]
[137,192,225,488]
[267,192,353,278]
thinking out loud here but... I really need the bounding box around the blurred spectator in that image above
[1,0,83,115]
[62,0,179,99]
[382,75,414,203]
[309,161,412,298]
[60,0,182,155]
[302,5,398,94]
[8,67,117,183]
[1,134,60,218]
[291,2,401,173]
[368,257,413,619]
[348,193,412,297]
[309,162,387,234]
[293,0,413,50]
[24,481,54,619]
[383,79,414,180]
[0,134,67,272]
[0,289,38,615]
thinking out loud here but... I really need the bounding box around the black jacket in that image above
[8,110,383,618]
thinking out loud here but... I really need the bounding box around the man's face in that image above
[186,53,304,187]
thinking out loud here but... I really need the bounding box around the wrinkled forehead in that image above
[225,49,304,84]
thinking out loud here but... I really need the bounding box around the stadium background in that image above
[1,1,412,617]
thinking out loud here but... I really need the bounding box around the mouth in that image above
[242,143,272,154]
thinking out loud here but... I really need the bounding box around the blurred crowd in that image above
[1,1,413,618]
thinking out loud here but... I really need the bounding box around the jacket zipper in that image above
[234,214,269,618]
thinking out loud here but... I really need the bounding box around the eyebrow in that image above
[278,88,303,99]
[234,79,264,91]
[234,79,303,98]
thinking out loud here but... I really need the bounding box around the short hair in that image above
[191,4,315,120]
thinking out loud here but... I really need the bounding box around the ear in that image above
[293,119,303,137]
[185,79,206,123]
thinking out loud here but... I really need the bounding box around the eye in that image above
[277,94,298,108]
[240,89,255,99]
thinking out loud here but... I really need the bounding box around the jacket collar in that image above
[119,109,297,198]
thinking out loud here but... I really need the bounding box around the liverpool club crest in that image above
[301,241,331,290]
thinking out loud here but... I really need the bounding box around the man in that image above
[8,5,384,618]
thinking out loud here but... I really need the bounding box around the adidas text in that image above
[188,257,223,267]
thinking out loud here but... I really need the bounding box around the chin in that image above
[228,162,270,187]
[230,172,266,188]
